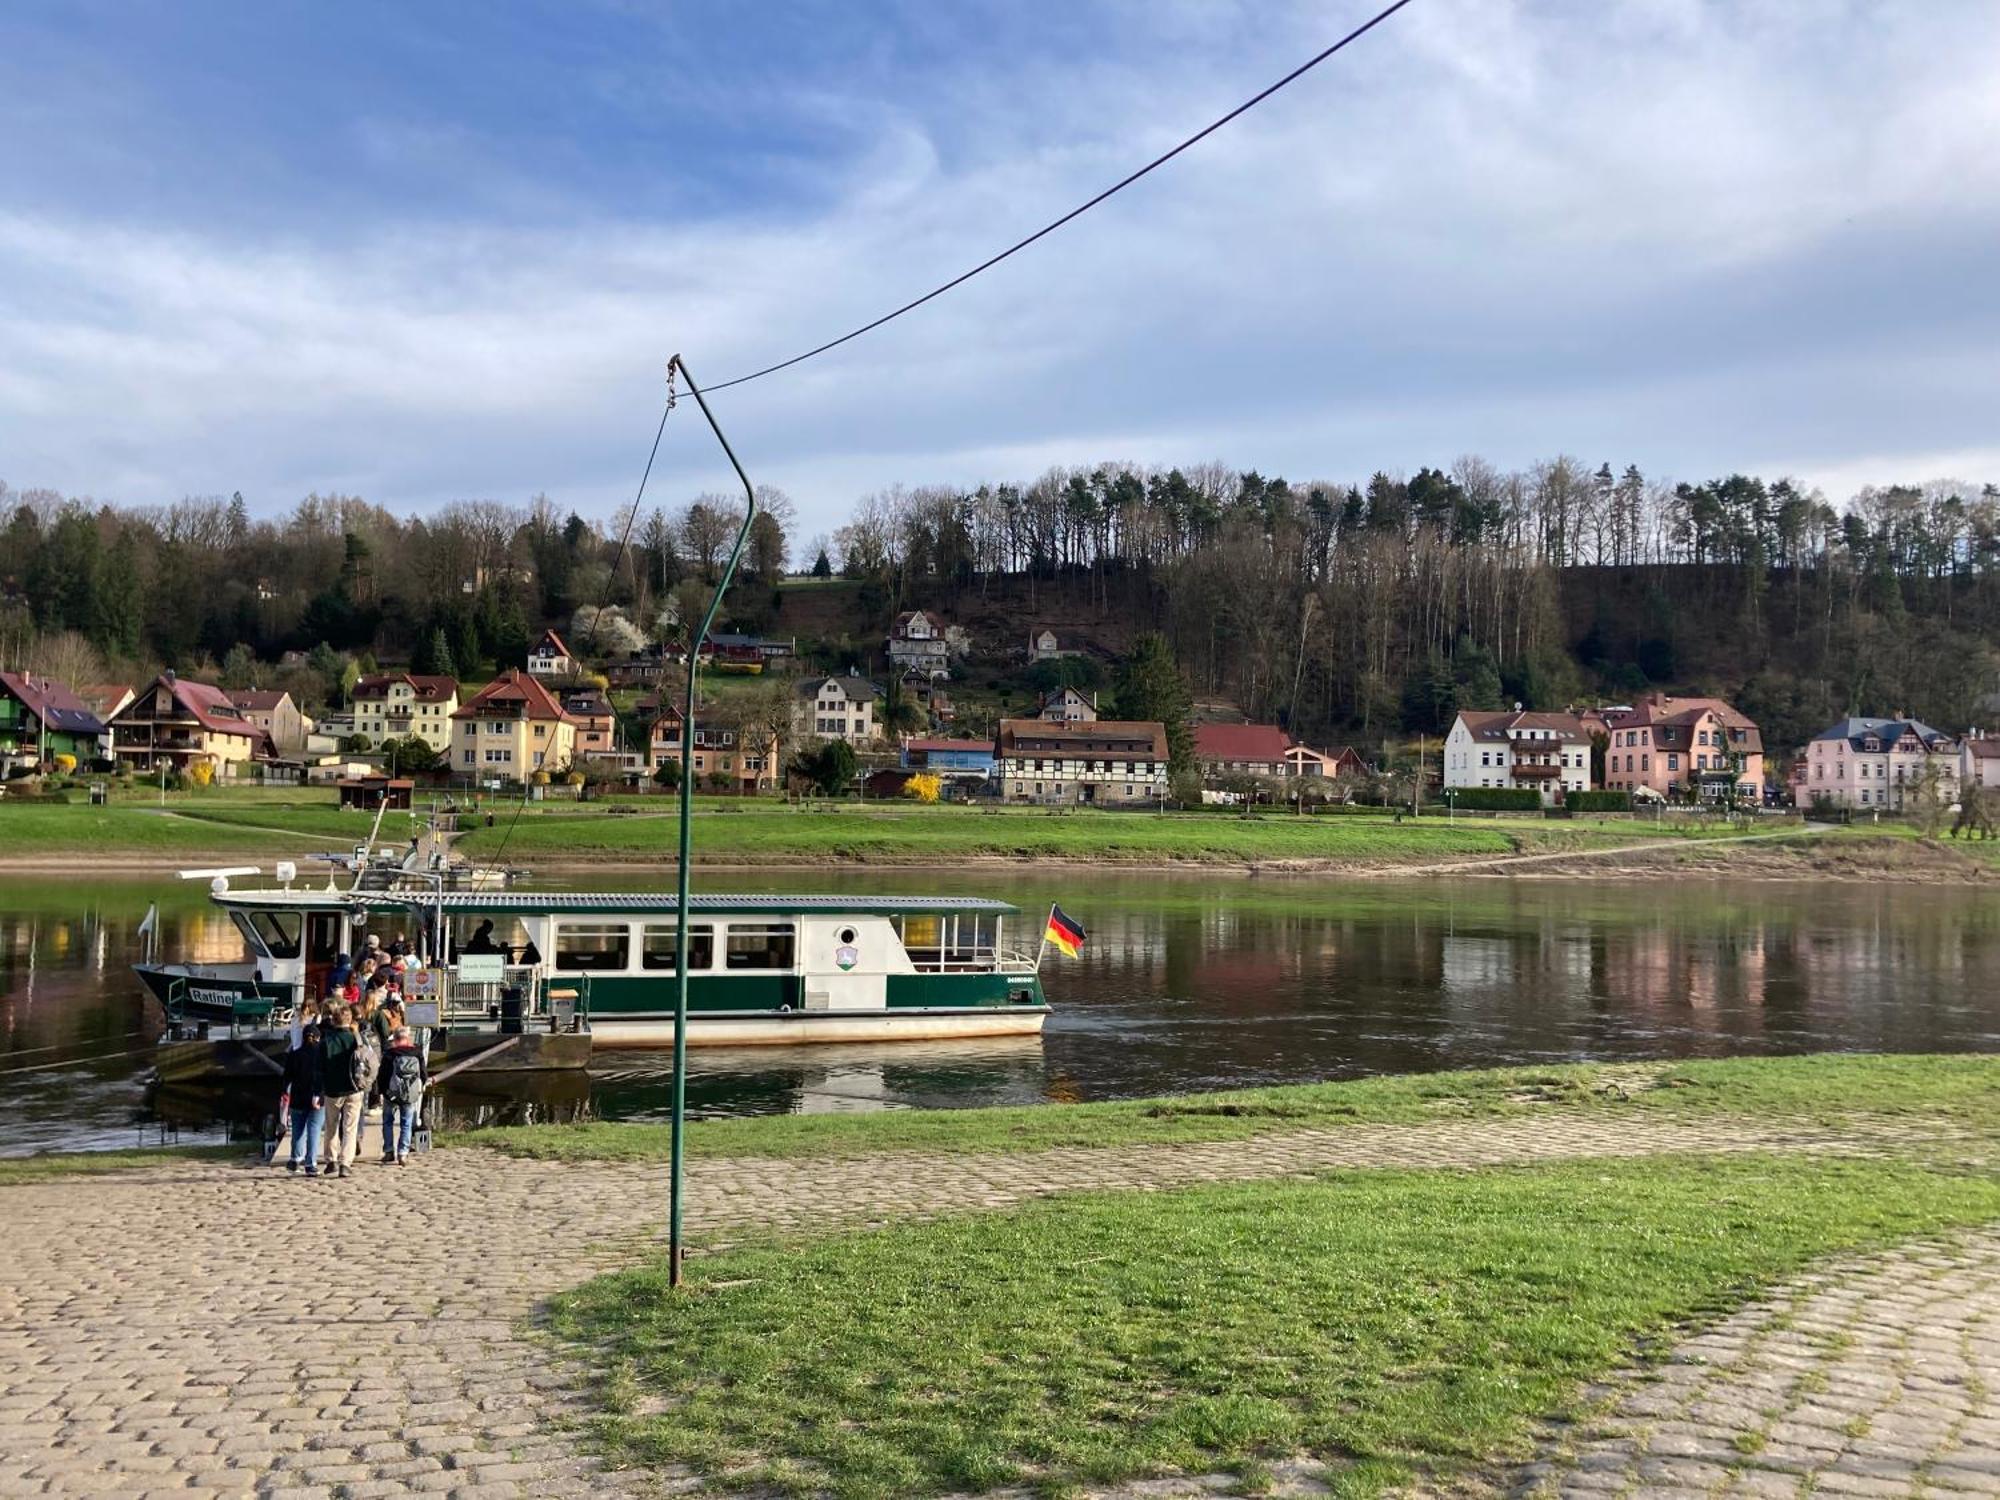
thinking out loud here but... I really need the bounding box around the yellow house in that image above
[110,672,272,778]
[450,670,576,784]
[353,673,460,751]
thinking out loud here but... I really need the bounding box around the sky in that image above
[1,0,1997,537]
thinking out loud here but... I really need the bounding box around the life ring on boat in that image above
[778,1004,793,1014]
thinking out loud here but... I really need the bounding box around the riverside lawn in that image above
[458,1052,2000,1162]
[552,1154,2000,1499]
[0,796,1760,868]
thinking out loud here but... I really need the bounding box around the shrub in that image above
[1444,787,1542,811]
[52,753,77,774]
[1565,790,1632,813]
[901,772,942,804]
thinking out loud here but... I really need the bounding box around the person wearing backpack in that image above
[379,1026,428,1165]
[319,1004,375,1178]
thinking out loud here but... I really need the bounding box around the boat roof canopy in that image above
[212,889,1019,918]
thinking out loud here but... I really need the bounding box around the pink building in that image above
[1601,694,1763,802]
[1802,717,1956,811]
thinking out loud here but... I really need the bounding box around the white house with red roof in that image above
[352,673,460,751]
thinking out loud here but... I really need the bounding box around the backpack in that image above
[346,1033,381,1096]
[385,1049,423,1104]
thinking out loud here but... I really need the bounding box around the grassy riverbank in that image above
[459,1052,2000,1163]
[557,1154,2000,1497]
[0,1144,242,1186]
[0,796,1770,871]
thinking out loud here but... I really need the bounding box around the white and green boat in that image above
[138,882,1050,1074]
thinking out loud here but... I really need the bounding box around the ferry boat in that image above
[134,878,1050,1076]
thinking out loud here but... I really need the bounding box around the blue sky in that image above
[2,0,1997,536]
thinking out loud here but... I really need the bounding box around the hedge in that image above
[1444,787,1543,811]
[1565,790,1633,812]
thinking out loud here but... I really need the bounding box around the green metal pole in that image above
[665,355,757,1288]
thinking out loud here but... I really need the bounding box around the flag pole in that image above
[1034,902,1053,973]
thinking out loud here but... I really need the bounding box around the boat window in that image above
[724,923,795,971]
[641,923,715,972]
[244,909,302,959]
[230,911,272,960]
[553,922,631,972]
[452,914,537,965]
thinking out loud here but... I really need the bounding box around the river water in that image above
[3,871,1996,1156]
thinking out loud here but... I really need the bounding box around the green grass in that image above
[454,1052,2000,1164]
[554,1154,2000,1498]
[0,804,332,856]
[0,1143,246,1185]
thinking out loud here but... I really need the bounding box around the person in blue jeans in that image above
[379,1026,427,1165]
[281,1024,327,1176]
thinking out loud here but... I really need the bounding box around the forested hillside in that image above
[2,457,1994,761]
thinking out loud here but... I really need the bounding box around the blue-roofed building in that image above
[900,736,996,790]
[1802,715,1958,811]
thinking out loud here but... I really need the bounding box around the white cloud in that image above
[0,0,1995,533]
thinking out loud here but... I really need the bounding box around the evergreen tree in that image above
[811,548,833,579]
[92,532,144,659]
[220,644,257,689]
[416,627,456,679]
[1115,633,1194,776]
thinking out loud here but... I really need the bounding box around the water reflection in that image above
[4,874,2000,1155]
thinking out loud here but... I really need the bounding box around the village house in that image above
[708,632,796,662]
[886,610,967,673]
[995,718,1169,805]
[1284,744,1367,779]
[1444,708,1593,806]
[450,670,576,784]
[1599,694,1764,802]
[1802,717,1958,811]
[1036,687,1098,723]
[563,689,618,758]
[794,675,881,746]
[351,673,459,752]
[1193,723,1295,781]
[1027,628,1076,662]
[526,628,575,678]
[1963,730,2000,794]
[109,672,272,778]
[649,704,779,793]
[228,688,309,754]
[899,735,996,789]
[76,683,136,730]
[0,672,109,771]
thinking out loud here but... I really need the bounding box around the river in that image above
[2,870,1995,1156]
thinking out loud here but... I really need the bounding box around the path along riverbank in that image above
[5,1056,2000,1496]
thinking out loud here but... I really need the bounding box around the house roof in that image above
[564,690,615,719]
[533,628,572,659]
[903,736,992,755]
[1968,738,2000,760]
[0,672,109,737]
[1811,716,1952,751]
[1604,695,1764,753]
[117,673,273,753]
[353,673,458,702]
[228,689,292,712]
[997,718,1168,759]
[890,611,930,634]
[795,675,880,701]
[452,670,573,722]
[1193,723,1293,762]
[77,683,134,715]
[1455,709,1590,744]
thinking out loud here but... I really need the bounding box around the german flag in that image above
[1044,904,1086,958]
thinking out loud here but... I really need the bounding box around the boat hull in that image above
[589,1007,1050,1047]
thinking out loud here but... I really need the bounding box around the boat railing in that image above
[904,944,1043,973]
[437,963,548,1024]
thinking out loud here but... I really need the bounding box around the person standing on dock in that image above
[379,1026,426,1165]
[319,1005,370,1178]
[281,1024,327,1177]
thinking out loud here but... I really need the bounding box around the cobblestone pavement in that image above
[0,1110,1969,1497]
[1477,1229,2000,1500]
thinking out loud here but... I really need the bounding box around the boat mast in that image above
[665,354,758,1289]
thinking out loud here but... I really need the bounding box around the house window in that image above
[462,750,474,765]
[1667,754,1678,771]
